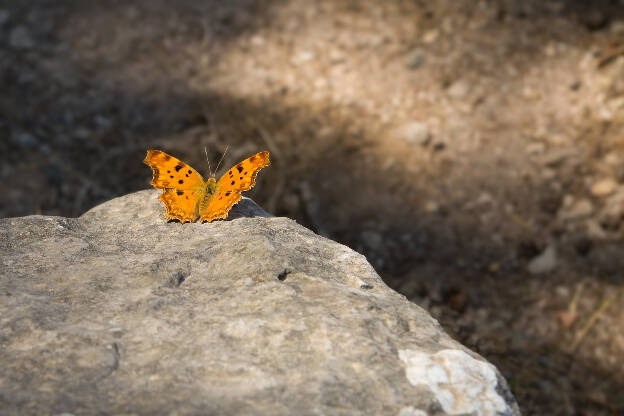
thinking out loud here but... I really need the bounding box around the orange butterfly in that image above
[144,149,270,222]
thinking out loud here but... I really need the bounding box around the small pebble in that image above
[590,178,617,197]
[9,25,34,49]
[558,198,594,221]
[554,285,570,298]
[603,152,621,166]
[11,131,38,146]
[406,49,426,70]
[0,9,9,28]
[292,50,315,65]
[422,29,438,44]
[585,219,607,239]
[395,121,432,146]
[527,245,557,275]
[423,200,439,213]
[448,80,469,99]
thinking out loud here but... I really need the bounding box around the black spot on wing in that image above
[176,190,184,195]
[175,164,183,172]
[236,165,243,173]
[231,180,235,185]
[225,191,231,196]
[178,180,184,184]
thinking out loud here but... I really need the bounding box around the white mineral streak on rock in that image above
[397,406,429,416]
[398,349,511,416]
[223,318,266,338]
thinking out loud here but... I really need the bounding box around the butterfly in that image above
[144,149,270,222]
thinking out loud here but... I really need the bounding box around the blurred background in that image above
[1,0,623,413]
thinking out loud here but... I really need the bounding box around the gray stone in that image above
[9,25,34,49]
[0,190,519,415]
[11,131,38,147]
[406,49,426,70]
[0,9,10,28]
[527,245,557,275]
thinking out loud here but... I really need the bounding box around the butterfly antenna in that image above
[215,145,229,174]
[204,147,212,176]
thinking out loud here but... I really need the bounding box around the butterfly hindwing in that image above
[158,188,200,222]
[199,188,243,223]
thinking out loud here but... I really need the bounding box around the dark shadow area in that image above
[1,1,624,414]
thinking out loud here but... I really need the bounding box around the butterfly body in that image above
[144,150,270,223]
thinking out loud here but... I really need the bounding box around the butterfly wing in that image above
[144,150,205,190]
[199,151,270,222]
[157,189,203,222]
[144,149,206,222]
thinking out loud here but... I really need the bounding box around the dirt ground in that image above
[2,0,624,414]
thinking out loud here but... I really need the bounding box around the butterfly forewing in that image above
[216,151,270,192]
[144,150,205,191]
[144,150,208,222]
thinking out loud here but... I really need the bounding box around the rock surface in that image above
[0,190,520,415]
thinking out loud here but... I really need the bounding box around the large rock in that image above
[0,190,520,415]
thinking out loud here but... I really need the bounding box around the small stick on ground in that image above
[568,281,584,315]
[571,287,620,351]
